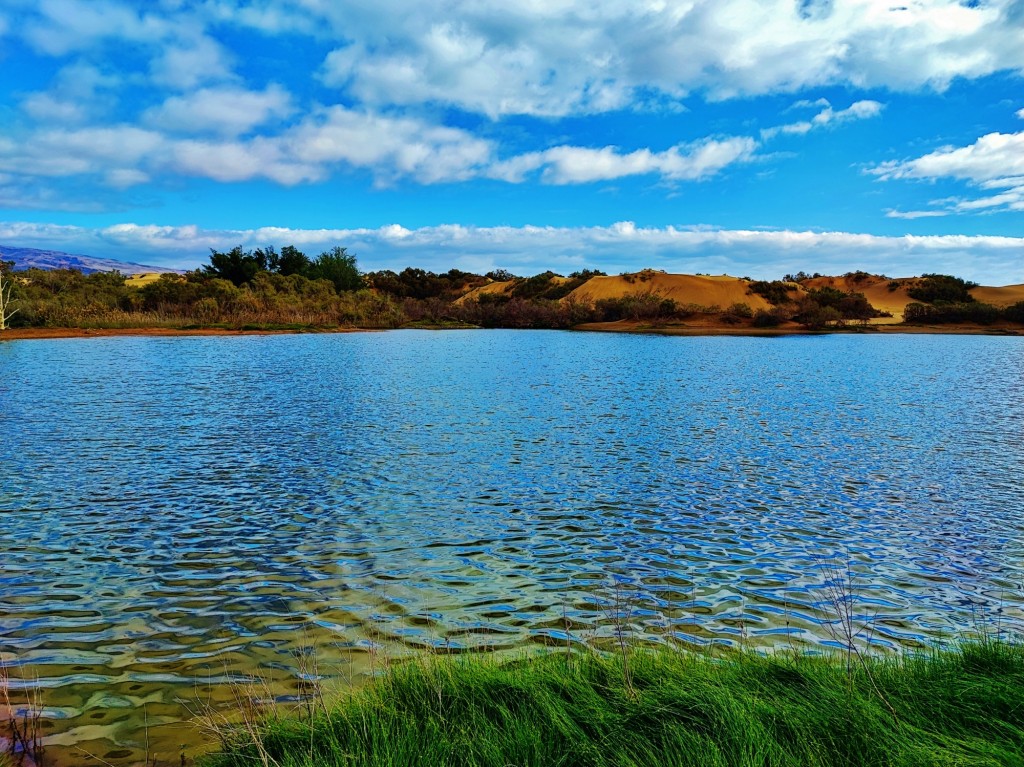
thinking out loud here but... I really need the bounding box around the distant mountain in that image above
[0,245,182,275]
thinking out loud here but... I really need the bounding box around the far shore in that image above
[2,321,1022,341]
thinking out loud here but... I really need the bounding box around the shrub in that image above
[747,280,796,305]
[906,274,978,304]
[751,307,788,327]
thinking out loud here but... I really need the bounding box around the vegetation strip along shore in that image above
[202,641,1024,767]
[1,247,1023,336]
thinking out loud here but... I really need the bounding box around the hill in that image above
[567,271,775,311]
[0,245,179,276]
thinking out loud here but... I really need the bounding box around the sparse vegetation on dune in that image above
[2,255,1021,335]
[201,641,1024,767]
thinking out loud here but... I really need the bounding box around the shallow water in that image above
[2,330,1023,764]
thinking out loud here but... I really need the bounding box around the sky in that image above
[0,0,1022,283]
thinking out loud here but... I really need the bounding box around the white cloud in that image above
[22,0,169,55]
[490,137,758,184]
[1017,107,1024,119]
[1,102,759,190]
[283,107,495,184]
[21,93,89,122]
[871,131,1024,183]
[762,99,884,139]
[2,220,1021,285]
[8,0,1024,121]
[150,36,235,89]
[885,209,949,219]
[788,97,832,111]
[144,84,294,136]
[313,0,1024,117]
[870,128,1024,215]
[19,61,123,124]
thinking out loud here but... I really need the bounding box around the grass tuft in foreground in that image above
[202,641,1024,767]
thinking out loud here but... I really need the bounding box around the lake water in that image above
[2,330,1023,764]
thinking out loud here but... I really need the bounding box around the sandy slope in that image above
[971,284,1024,307]
[802,275,1023,321]
[125,272,167,287]
[450,271,1023,322]
[802,275,911,322]
[453,279,514,304]
[568,272,775,311]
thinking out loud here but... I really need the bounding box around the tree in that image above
[308,247,363,292]
[0,261,17,330]
[277,245,311,277]
[202,246,263,286]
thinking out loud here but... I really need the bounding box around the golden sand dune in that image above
[802,274,912,322]
[567,272,774,311]
[454,279,515,305]
[454,271,1021,324]
[803,275,1024,321]
[125,272,167,287]
[971,284,1024,307]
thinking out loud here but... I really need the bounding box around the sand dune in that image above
[125,272,167,287]
[971,284,1024,307]
[802,274,913,322]
[568,272,775,311]
[454,271,1021,323]
[454,279,515,304]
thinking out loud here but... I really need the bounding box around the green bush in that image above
[906,274,978,304]
[748,280,797,305]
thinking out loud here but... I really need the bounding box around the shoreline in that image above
[201,641,1024,767]
[1,322,1021,341]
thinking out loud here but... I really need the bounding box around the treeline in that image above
[901,274,1024,325]
[2,254,1021,331]
[744,279,886,329]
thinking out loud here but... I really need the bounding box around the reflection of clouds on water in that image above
[2,332,1024,763]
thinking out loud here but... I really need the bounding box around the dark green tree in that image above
[203,246,262,286]
[308,247,363,292]
[277,246,311,277]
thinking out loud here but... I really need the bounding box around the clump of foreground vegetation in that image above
[203,641,1024,767]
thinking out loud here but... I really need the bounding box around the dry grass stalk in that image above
[1,656,44,766]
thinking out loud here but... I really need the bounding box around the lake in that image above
[2,330,1023,764]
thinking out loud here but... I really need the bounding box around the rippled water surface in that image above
[2,331,1024,763]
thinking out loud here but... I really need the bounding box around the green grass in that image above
[202,641,1024,767]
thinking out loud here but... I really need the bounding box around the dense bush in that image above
[903,301,1006,325]
[906,273,978,304]
[748,280,797,304]
[594,292,680,322]
[367,268,485,300]
[752,307,789,327]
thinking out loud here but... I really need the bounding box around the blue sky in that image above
[0,0,1022,282]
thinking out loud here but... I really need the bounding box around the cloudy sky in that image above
[0,0,1022,282]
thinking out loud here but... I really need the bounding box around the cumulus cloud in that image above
[20,61,122,123]
[149,36,235,89]
[0,101,761,191]
[489,138,757,184]
[22,0,169,56]
[21,93,89,122]
[761,99,884,139]
[9,0,1024,120]
[1,220,1021,284]
[871,131,1024,183]
[312,0,1024,116]
[870,127,1024,215]
[143,84,294,136]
